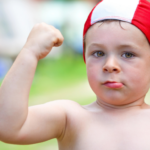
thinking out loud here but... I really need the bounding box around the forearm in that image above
[0,48,38,140]
[0,23,64,143]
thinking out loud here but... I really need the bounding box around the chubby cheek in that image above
[123,62,150,96]
[86,62,101,94]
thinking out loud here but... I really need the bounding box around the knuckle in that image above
[52,37,57,43]
[33,23,39,28]
[50,30,56,37]
[40,22,46,26]
[61,36,64,41]
[36,22,47,29]
[49,25,54,28]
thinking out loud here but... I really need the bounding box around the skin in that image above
[85,21,150,108]
[1,21,150,150]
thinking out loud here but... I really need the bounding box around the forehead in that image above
[86,21,149,49]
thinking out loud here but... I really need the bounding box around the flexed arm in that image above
[0,23,66,144]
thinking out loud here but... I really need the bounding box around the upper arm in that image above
[10,100,67,144]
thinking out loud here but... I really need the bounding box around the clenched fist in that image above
[23,23,64,60]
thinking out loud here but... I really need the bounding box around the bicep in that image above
[14,101,66,144]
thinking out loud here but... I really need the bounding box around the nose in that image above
[103,56,121,73]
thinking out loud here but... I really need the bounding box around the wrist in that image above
[22,47,40,62]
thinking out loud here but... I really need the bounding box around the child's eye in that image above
[93,51,105,57]
[122,52,134,58]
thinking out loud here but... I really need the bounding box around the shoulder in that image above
[44,99,93,119]
[41,100,86,117]
[45,99,83,109]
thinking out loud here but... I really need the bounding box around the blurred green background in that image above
[0,0,97,149]
[0,53,96,150]
[1,53,150,150]
[1,0,150,150]
[1,52,150,150]
[0,52,95,150]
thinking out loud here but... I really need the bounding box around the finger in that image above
[54,29,64,47]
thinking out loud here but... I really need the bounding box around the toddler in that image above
[0,0,150,149]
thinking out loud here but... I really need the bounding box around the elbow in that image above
[0,130,19,144]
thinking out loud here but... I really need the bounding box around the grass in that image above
[29,53,87,97]
[0,139,58,150]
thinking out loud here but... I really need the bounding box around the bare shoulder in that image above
[45,99,97,115]
[38,100,100,143]
[44,99,84,111]
[39,99,87,121]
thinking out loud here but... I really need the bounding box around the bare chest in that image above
[60,111,150,150]
[75,121,150,150]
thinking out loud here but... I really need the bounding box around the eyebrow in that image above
[86,43,105,51]
[87,42,140,50]
[117,44,139,50]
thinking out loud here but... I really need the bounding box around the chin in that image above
[103,98,126,106]
[97,91,129,106]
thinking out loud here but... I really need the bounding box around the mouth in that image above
[103,81,123,89]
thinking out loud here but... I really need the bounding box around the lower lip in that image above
[104,82,123,89]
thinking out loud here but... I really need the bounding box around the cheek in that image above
[86,62,101,92]
[124,61,150,90]
[86,61,99,79]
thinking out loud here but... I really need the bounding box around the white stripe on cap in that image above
[91,0,140,24]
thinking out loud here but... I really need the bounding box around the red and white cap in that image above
[83,0,150,62]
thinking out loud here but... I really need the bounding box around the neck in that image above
[96,96,148,110]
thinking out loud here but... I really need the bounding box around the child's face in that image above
[85,21,150,106]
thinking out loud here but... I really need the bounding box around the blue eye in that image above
[94,51,105,57]
[122,52,134,58]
